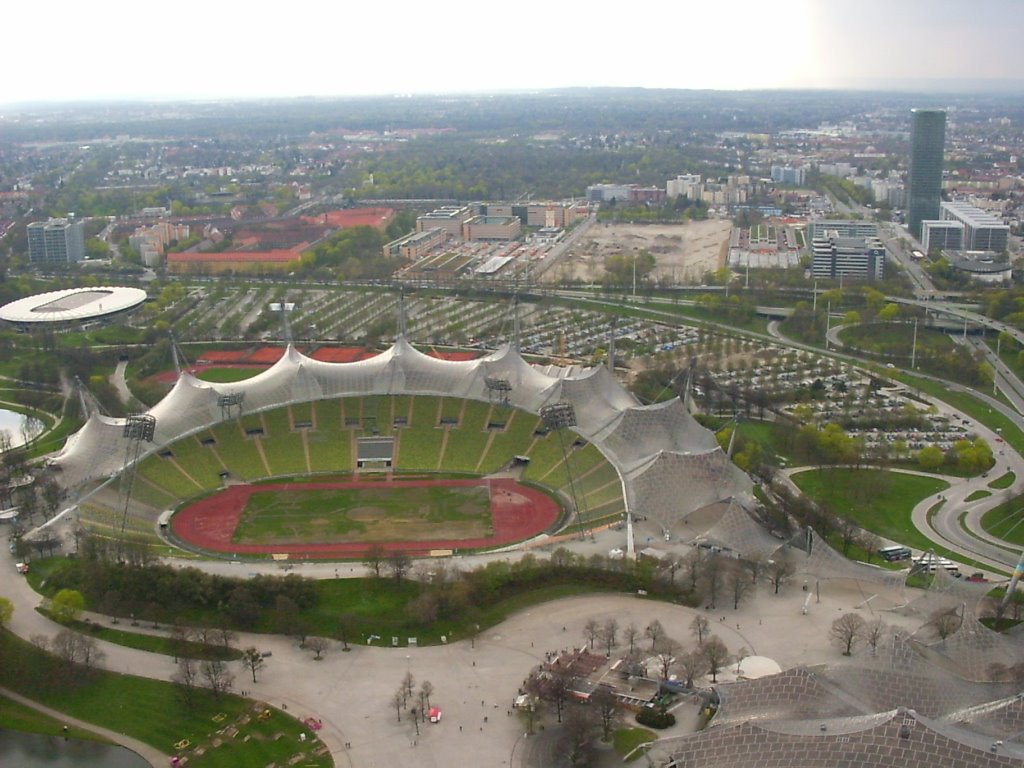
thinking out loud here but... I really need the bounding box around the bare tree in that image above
[200,659,234,699]
[173,656,199,709]
[682,549,707,592]
[51,629,84,667]
[830,613,867,656]
[699,554,726,609]
[306,636,330,660]
[365,543,387,578]
[863,618,887,655]
[766,557,796,595]
[241,647,265,683]
[559,704,596,768]
[859,532,882,563]
[387,552,412,583]
[676,649,709,688]
[653,637,681,680]
[337,612,354,651]
[78,635,104,671]
[527,667,570,723]
[582,618,600,650]
[837,516,860,557]
[660,554,683,585]
[690,615,710,646]
[402,671,416,706]
[644,619,665,651]
[600,618,619,656]
[391,689,404,722]
[420,680,434,710]
[590,686,621,742]
[215,627,237,650]
[928,607,962,641]
[622,622,640,654]
[726,563,753,610]
[700,635,731,683]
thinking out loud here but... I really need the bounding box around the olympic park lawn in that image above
[0,630,332,768]
[980,493,1024,548]
[789,467,949,553]
[232,483,493,545]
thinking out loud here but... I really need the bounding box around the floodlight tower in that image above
[117,414,157,541]
[218,391,246,421]
[540,402,588,539]
[484,376,513,407]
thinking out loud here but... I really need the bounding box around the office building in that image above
[807,220,878,241]
[416,206,474,238]
[26,217,85,265]
[463,216,521,242]
[771,165,806,185]
[939,201,1009,253]
[921,220,964,254]
[907,109,946,240]
[810,233,886,282]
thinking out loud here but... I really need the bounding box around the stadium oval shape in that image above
[52,337,755,556]
[0,286,148,329]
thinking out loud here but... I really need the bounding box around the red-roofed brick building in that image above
[167,245,306,274]
[302,207,395,231]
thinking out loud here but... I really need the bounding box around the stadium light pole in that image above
[540,402,588,540]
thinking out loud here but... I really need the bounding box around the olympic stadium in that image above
[48,335,754,559]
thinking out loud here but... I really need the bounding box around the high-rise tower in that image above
[907,109,946,240]
[26,217,85,264]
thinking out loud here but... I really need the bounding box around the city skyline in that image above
[3,0,1023,106]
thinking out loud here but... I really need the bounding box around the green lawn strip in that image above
[735,420,800,464]
[26,409,85,459]
[789,468,949,553]
[989,471,1015,489]
[0,692,109,742]
[614,727,656,761]
[195,367,264,383]
[979,494,1024,548]
[36,609,242,661]
[964,490,991,502]
[256,578,618,645]
[0,631,331,768]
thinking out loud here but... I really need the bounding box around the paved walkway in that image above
[1,536,931,768]
[0,685,168,768]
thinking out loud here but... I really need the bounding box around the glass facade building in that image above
[907,109,946,240]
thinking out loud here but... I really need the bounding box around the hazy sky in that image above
[5,0,1021,103]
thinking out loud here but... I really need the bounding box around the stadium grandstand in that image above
[49,336,753,556]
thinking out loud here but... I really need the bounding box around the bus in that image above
[912,554,961,575]
[878,545,912,562]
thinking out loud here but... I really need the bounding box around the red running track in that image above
[170,478,560,559]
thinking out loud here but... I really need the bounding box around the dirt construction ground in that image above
[547,219,732,285]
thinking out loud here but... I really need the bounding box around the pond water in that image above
[0,729,151,768]
[0,408,44,448]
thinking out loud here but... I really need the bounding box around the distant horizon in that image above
[5,80,1024,111]
[6,0,1020,107]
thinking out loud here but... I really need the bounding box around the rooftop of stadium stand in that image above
[0,286,147,325]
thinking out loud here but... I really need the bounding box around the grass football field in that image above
[231,484,493,544]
